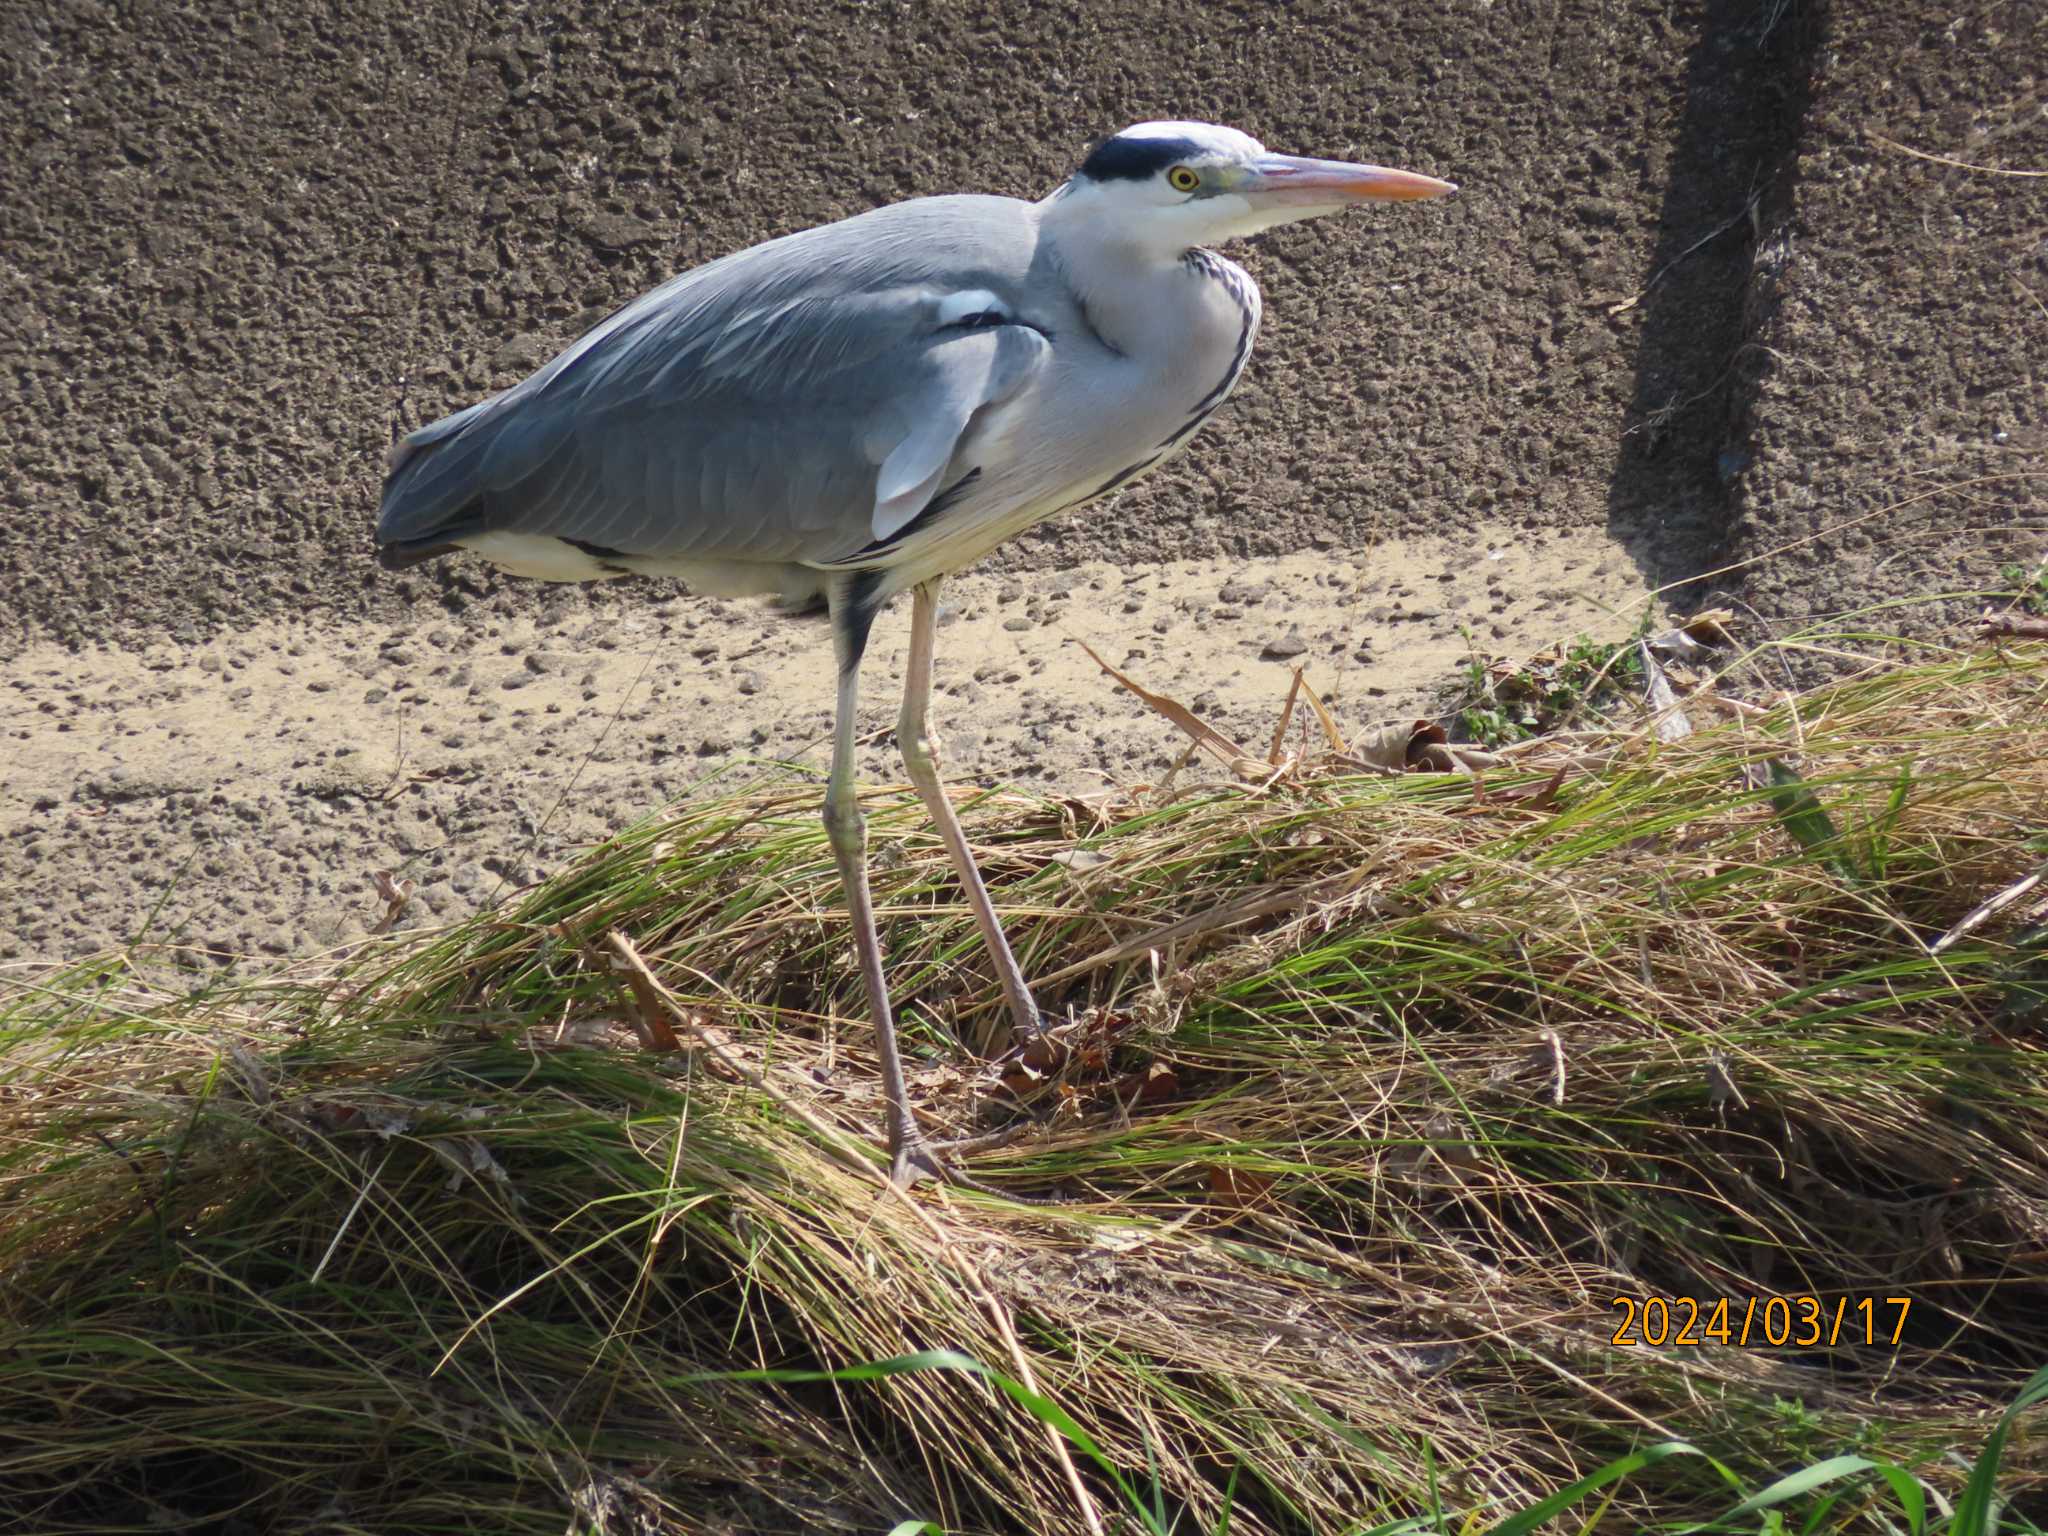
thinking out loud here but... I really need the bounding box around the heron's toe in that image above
[887,1136,949,1189]
[1008,999,1051,1047]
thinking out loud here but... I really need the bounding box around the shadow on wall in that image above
[1603,0,1828,607]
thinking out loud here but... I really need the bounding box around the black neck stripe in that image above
[1078,134,1203,182]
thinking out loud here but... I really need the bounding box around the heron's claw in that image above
[887,1134,950,1189]
[885,1128,1062,1203]
[1009,999,1050,1048]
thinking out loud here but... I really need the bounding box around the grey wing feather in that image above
[377,200,1048,568]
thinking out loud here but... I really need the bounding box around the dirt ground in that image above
[1,0,2041,964]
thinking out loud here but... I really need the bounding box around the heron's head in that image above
[1053,121,1454,255]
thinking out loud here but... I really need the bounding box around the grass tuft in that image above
[4,644,2047,1533]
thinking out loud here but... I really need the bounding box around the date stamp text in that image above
[1611,1295,1911,1348]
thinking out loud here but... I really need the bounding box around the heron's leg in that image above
[899,579,1046,1045]
[824,584,944,1187]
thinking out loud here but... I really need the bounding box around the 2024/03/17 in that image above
[1612,1295,1912,1348]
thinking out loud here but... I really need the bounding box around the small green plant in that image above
[1451,623,1653,744]
[2000,560,2048,616]
[1453,643,1528,748]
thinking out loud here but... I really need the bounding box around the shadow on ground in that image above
[1604,0,1829,607]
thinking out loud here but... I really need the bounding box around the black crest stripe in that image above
[1078,134,1204,182]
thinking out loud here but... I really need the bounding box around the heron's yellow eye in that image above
[1167,166,1201,193]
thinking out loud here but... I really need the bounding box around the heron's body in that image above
[380,192,1259,625]
[376,122,1452,1186]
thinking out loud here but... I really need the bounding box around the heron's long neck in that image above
[1041,215,1239,365]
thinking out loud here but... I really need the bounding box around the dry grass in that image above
[3,641,2047,1534]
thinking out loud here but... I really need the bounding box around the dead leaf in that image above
[1049,848,1113,873]
[1351,719,1447,772]
[1266,667,1304,765]
[999,1024,1077,1094]
[1297,670,1349,756]
[1206,1164,1277,1211]
[596,936,681,1052]
[999,1060,1047,1096]
[1074,639,1257,774]
[1978,612,2048,641]
[1411,741,1467,773]
[1018,1030,1071,1075]
[1132,1061,1179,1103]
[1465,763,1569,815]
[1639,642,1693,742]
[369,869,416,936]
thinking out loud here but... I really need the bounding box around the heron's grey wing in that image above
[378,276,1048,567]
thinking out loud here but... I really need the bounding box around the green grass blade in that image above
[1480,1443,1706,1536]
[1709,1455,1924,1531]
[1951,1364,2048,1536]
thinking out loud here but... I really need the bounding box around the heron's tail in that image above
[374,397,502,569]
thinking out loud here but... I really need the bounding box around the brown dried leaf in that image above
[1075,639,1256,773]
[1266,667,1304,765]
[1979,612,2048,641]
[602,945,681,1053]
[1352,719,1448,773]
[1018,1031,1071,1075]
[1411,740,1466,774]
[1206,1164,1277,1211]
[998,1061,1046,1096]
[368,868,417,936]
[1297,669,1350,756]
[1133,1061,1179,1103]
[1465,763,1569,815]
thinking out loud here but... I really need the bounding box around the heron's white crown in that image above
[1115,120,1265,155]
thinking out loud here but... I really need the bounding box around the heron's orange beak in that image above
[1244,153,1457,205]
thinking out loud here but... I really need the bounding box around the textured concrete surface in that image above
[4,0,2041,963]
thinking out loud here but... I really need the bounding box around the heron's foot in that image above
[1006,995,1051,1048]
[885,1125,1063,1204]
[886,1130,951,1189]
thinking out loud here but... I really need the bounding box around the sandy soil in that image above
[2,530,1652,963]
[1,1,2041,964]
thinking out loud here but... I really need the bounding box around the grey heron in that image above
[377,121,1454,1185]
